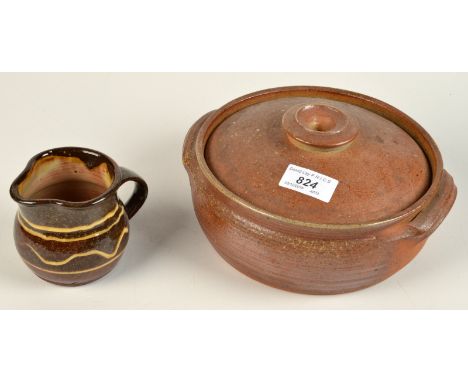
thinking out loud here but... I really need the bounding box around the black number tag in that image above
[296,177,318,189]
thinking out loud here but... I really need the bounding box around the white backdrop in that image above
[0,73,466,308]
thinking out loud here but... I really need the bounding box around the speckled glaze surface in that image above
[10,147,148,286]
[183,86,457,294]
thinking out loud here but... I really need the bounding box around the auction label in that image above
[278,164,339,203]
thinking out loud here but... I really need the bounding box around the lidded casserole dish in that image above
[183,86,456,294]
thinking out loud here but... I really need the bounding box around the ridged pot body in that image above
[14,196,130,286]
[186,150,430,294]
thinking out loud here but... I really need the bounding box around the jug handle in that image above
[117,167,148,219]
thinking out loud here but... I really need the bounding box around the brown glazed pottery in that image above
[10,147,148,286]
[183,86,457,294]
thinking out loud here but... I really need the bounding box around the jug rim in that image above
[10,146,121,207]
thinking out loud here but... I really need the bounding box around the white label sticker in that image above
[278,164,339,203]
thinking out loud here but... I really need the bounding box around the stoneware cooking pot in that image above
[183,86,457,294]
[10,147,148,286]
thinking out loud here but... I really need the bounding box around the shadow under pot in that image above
[10,147,148,286]
[183,86,457,295]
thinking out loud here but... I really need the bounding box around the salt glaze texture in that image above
[183,86,457,294]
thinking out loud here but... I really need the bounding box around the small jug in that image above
[10,147,148,286]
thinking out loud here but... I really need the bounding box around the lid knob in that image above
[282,104,359,151]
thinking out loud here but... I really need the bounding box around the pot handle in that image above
[405,170,456,240]
[118,167,149,219]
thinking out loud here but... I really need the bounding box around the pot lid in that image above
[204,87,432,225]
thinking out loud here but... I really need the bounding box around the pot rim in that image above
[10,146,122,207]
[193,86,443,230]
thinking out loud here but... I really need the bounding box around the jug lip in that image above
[10,146,121,207]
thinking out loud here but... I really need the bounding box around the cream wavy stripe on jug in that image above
[18,204,121,233]
[26,227,129,266]
[22,251,124,275]
[17,206,125,242]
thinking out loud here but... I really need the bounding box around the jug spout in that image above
[10,147,120,227]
